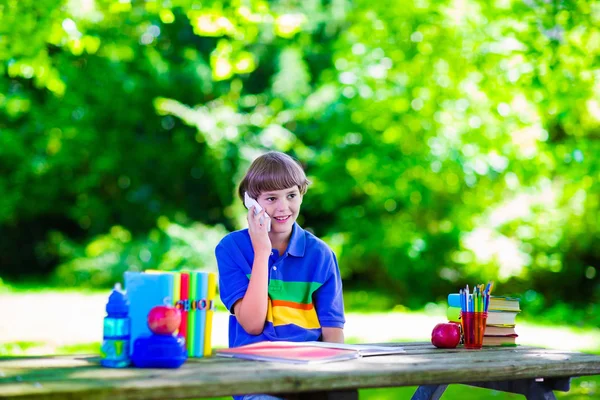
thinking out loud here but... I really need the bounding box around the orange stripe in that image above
[271,299,314,310]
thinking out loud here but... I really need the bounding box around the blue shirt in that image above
[215,222,345,348]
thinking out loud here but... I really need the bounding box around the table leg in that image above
[467,377,571,399]
[411,385,449,400]
[283,389,359,400]
[412,377,570,400]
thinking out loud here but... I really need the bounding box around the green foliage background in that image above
[1,0,598,324]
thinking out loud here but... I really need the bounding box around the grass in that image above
[0,342,101,357]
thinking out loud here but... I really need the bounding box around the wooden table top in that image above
[2,343,600,400]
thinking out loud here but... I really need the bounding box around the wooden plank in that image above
[3,349,598,381]
[1,346,600,400]
[3,350,598,375]
[2,347,584,384]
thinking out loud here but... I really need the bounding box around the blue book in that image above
[124,271,175,354]
[194,272,208,357]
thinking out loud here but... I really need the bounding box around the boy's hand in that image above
[247,206,271,256]
[322,327,345,343]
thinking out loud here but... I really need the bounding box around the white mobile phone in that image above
[244,192,271,232]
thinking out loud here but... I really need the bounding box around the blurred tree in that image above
[0,0,598,324]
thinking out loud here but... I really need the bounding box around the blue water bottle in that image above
[100,283,131,368]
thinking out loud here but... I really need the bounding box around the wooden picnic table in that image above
[1,343,600,400]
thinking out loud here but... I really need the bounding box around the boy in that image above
[215,151,345,352]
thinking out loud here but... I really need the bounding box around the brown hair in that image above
[238,151,311,202]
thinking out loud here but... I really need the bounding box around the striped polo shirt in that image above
[215,222,345,348]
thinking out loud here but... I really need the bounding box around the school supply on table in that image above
[131,334,188,367]
[203,272,217,355]
[448,307,519,326]
[300,341,406,356]
[448,294,520,313]
[216,341,406,364]
[125,270,217,358]
[130,305,188,368]
[452,282,493,349]
[488,296,521,312]
[482,323,518,347]
[484,325,518,336]
[485,310,519,326]
[461,311,487,349]
[446,285,521,347]
[100,283,131,368]
[483,335,517,347]
[217,342,358,364]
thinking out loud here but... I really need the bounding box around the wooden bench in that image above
[1,343,599,400]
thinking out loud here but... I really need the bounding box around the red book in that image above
[178,272,190,344]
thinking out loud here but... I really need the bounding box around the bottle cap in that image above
[106,283,129,317]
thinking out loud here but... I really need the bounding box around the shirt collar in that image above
[286,222,306,257]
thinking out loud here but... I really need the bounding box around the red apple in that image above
[147,305,181,335]
[431,322,461,348]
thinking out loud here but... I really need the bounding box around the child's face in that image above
[257,186,302,234]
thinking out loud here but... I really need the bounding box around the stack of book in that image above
[125,270,217,357]
[447,294,520,346]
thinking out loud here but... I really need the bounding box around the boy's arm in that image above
[321,327,344,343]
[232,251,269,335]
[314,251,346,342]
[233,207,272,335]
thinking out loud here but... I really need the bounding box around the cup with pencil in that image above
[459,282,493,349]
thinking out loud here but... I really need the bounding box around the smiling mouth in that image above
[273,216,290,222]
